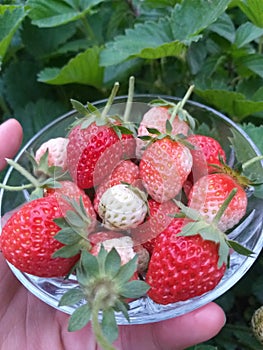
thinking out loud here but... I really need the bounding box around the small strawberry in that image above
[136,85,195,157]
[97,183,148,230]
[34,137,69,173]
[187,134,226,181]
[0,196,80,277]
[188,173,247,232]
[93,159,141,213]
[139,136,193,203]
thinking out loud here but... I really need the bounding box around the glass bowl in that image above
[1,94,263,325]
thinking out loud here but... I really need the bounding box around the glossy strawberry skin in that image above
[145,218,226,304]
[67,123,122,189]
[188,173,247,232]
[187,134,226,181]
[0,196,79,277]
[139,137,192,203]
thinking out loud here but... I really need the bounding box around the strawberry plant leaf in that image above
[37,46,104,87]
[68,303,92,331]
[101,0,230,67]
[0,6,26,62]
[208,12,235,43]
[234,22,263,48]
[27,0,104,27]
[237,0,263,28]
[194,87,263,120]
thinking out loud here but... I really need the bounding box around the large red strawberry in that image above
[145,218,226,304]
[187,134,226,181]
[0,196,80,277]
[67,82,137,189]
[188,173,247,232]
[139,136,193,203]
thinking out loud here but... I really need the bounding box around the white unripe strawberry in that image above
[35,137,69,171]
[98,183,148,230]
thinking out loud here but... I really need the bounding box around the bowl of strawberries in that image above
[1,78,263,349]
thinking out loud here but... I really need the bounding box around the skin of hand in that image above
[0,119,226,350]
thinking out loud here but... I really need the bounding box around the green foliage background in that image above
[1,0,263,348]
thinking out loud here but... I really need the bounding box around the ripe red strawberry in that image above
[145,218,226,304]
[139,137,193,202]
[136,86,195,157]
[188,173,247,232]
[0,196,80,277]
[187,134,226,181]
[67,83,137,189]
[67,121,123,189]
[93,159,141,213]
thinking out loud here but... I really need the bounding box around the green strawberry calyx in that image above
[148,84,196,130]
[59,246,150,350]
[173,188,254,267]
[70,76,137,138]
[0,156,69,200]
[209,154,263,189]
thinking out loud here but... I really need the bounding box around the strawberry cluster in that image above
[0,79,255,350]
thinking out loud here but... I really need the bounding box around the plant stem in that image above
[5,158,40,189]
[213,188,237,225]
[123,76,135,122]
[242,155,263,171]
[101,82,120,120]
[91,291,117,350]
[170,84,195,124]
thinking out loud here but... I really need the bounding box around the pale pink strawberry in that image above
[139,137,193,203]
[188,173,247,232]
[35,137,69,172]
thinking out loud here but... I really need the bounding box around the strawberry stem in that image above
[101,82,120,120]
[242,155,263,172]
[91,291,117,350]
[3,158,40,189]
[123,76,135,122]
[213,188,238,226]
[169,84,195,124]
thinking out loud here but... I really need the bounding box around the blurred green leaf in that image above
[100,0,230,66]
[234,22,263,48]
[37,46,104,87]
[0,6,26,62]
[27,0,105,27]
[237,0,263,28]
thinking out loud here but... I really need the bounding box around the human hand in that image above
[0,119,226,349]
